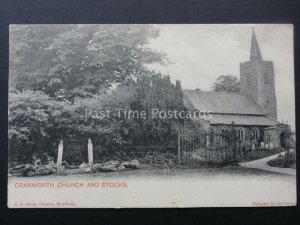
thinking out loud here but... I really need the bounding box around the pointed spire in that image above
[250,28,262,60]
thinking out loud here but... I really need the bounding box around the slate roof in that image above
[183,90,279,126]
[183,90,266,115]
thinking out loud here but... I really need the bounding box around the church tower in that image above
[240,28,277,119]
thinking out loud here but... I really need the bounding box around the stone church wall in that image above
[240,60,277,119]
[210,124,265,148]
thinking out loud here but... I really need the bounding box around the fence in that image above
[177,127,238,165]
[58,127,239,167]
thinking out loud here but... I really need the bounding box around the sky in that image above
[147,24,295,130]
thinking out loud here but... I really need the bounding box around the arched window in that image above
[253,128,259,140]
[247,75,251,86]
[264,73,268,85]
[237,127,244,140]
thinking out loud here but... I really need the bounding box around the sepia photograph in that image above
[7,24,296,208]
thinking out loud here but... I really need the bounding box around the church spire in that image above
[250,28,262,60]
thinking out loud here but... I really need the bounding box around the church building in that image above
[183,29,285,148]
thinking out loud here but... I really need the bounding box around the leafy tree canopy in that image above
[10,25,167,101]
[212,75,240,92]
[8,25,203,164]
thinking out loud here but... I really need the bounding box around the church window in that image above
[247,75,251,86]
[264,73,268,85]
[237,127,244,140]
[253,128,259,140]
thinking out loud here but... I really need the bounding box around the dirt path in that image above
[239,150,296,176]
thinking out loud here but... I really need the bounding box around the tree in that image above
[8,90,75,162]
[8,25,186,164]
[212,75,240,92]
[71,73,185,148]
[9,25,167,101]
[133,74,184,145]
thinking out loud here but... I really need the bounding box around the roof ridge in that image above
[264,114,280,123]
[183,90,242,95]
[210,112,267,116]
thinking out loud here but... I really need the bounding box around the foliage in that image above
[71,73,185,151]
[267,151,296,169]
[212,75,240,92]
[10,25,166,101]
[239,147,284,163]
[9,25,200,164]
[8,90,75,162]
[8,74,185,163]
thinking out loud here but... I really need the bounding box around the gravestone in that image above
[269,143,273,149]
[57,140,63,173]
[88,138,94,171]
[260,142,265,149]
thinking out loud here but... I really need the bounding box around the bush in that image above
[268,151,296,169]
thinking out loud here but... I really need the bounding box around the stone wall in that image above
[264,128,280,148]
[210,124,265,148]
[264,124,291,148]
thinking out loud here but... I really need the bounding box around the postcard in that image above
[8,24,296,208]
